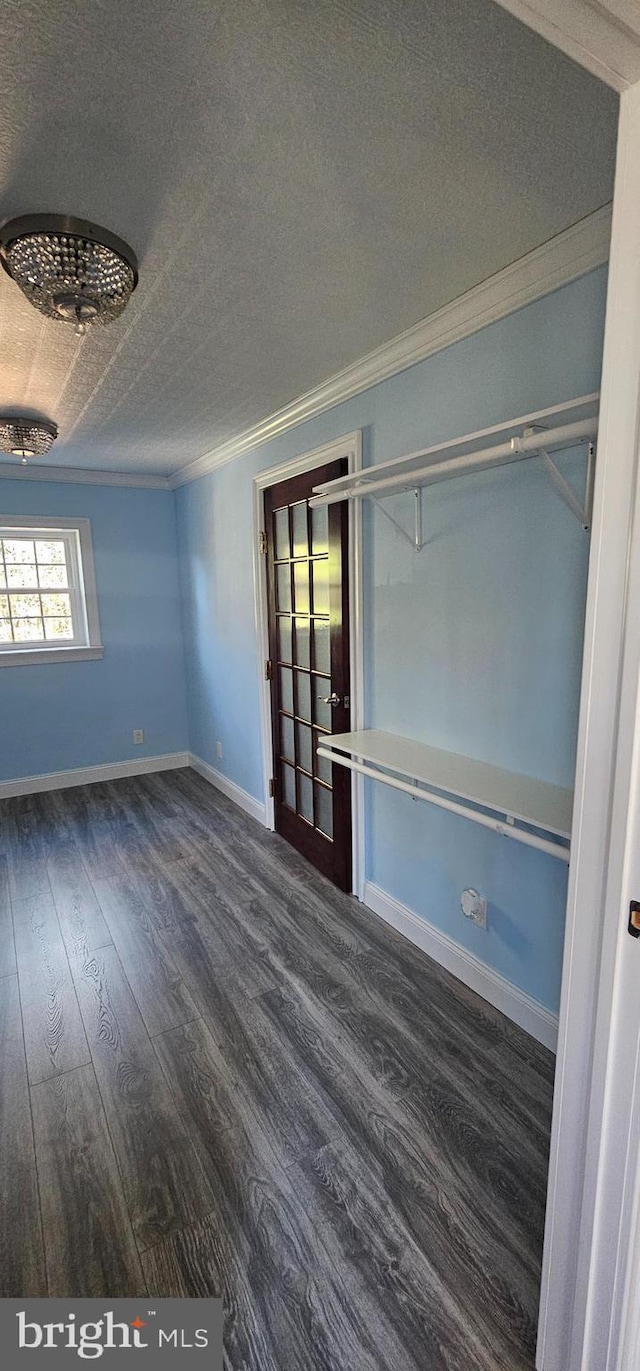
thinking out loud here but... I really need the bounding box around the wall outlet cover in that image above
[133,729,144,745]
[216,741,223,758]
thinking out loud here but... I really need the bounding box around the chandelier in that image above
[0,214,138,335]
[0,418,58,463]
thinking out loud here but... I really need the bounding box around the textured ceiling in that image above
[0,0,617,477]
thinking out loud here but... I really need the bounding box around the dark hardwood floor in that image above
[0,767,555,1369]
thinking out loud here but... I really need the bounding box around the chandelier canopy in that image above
[0,214,138,335]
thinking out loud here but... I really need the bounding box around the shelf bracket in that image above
[372,486,425,552]
[540,442,595,531]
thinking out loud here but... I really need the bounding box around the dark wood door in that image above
[264,460,352,891]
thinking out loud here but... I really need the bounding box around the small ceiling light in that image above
[0,417,58,463]
[0,214,138,335]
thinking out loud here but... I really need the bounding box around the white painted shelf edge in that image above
[309,392,599,508]
[318,730,572,863]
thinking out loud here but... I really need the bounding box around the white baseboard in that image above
[0,751,191,800]
[363,879,558,1052]
[189,752,267,825]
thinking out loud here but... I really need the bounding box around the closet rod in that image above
[310,415,597,507]
[317,747,571,863]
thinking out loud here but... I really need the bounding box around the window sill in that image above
[0,645,104,668]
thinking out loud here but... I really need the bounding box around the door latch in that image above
[629,901,640,938]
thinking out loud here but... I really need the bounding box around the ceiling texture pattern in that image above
[0,0,618,477]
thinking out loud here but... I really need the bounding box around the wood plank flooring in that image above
[0,768,555,1368]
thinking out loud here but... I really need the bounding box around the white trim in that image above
[189,752,267,825]
[363,880,558,1052]
[537,83,640,1371]
[0,515,102,663]
[0,751,190,799]
[0,463,170,490]
[492,0,640,92]
[0,645,103,667]
[252,432,365,894]
[170,207,611,488]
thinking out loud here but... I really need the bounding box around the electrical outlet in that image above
[216,740,223,758]
[461,888,487,929]
[133,729,144,745]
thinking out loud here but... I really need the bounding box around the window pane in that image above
[314,680,332,730]
[38,564,68,589]
[293,561,309,614]
[0,566,5,589]
[282,762,296,810]
[313,620,330,675]
[41,593,71,618]
[315,784,333,838]
[0,620,13,642]
[6,564,37,588]
[299,773,313,824]
[296,723,313,774]
[0,595,7,617]
[12,618,44,641]
[3,540,35,563]
[277,616,292,663]
[279,666,293,715]
[276,563,291,613]
[294,617,310,669]
[280,713,294,763]
[311,504,328,554]
[35,540,65,564]
[44,618,73,640]
[10,593,40,617]
[312,559,330,614]
[292,503,308,558]
[274,508,289,560]
[296,671,311,722]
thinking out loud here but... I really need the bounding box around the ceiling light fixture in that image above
[0,417,58,464]
[0,214,138,335]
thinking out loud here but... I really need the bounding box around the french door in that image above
[264,460,352,891]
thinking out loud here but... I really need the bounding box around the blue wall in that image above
[176,266,608,1014]
[0,481,188,779]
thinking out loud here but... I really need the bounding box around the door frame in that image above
[252,431,365,897]
[532,81,640,1371]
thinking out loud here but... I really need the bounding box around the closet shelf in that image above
[309,392,598,514]
[317,730,572,863]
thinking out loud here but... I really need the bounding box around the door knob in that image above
[320,692,341,706]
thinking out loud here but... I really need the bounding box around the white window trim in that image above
[0,514,103,667]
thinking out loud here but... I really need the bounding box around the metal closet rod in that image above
[317,747,571,863]
[309,415,598,507]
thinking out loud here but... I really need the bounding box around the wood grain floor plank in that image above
[13,894,90,1084]
[0,975,46,1295]
[92,876,198,1036]
[151,1018,419,1371]
[0,769,551,1368]
[47,842,112,961]
[5,797,52,903]
[0,855,16,979]
[72,943,214,1251]
[31,1063,147,1296]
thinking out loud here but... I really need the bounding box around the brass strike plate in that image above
[629,901,640,938]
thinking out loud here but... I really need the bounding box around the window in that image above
[0,517,102,666]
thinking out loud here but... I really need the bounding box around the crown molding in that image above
[170,205,611,489]
[0,462,170,490]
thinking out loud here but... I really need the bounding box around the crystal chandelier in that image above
[0,417,58,463]
[0,215,138,335]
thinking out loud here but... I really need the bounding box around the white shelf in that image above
[309,392,598,510]
[318,730,573,861]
